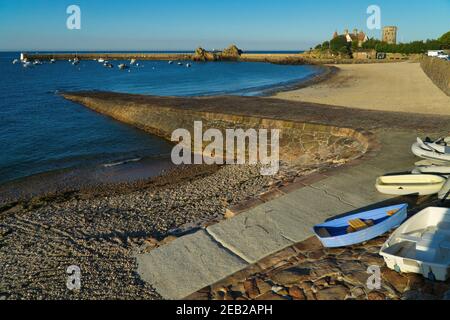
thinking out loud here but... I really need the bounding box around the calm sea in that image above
[0,52,320,184]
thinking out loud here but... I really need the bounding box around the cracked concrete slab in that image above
[135,131,423,299]
[310,164,391,208]
[207,187,355,263]
[135,230,248,300]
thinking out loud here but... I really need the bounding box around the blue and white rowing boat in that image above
[313,204,408,248]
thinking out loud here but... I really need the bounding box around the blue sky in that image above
[0,0,449,51]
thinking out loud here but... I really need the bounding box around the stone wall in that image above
[421,56,450,96]
[63,94,369,167]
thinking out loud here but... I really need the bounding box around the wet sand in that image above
[275,62,450,115]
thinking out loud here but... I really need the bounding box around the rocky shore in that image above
[0,164,265,299]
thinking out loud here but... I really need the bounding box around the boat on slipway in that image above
[375,174,447,196]
[313,204,408,248]
[412,138,450,162]
[380,207,450,281]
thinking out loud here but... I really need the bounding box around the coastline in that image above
[2,59,449,299]
[0,61,334,205]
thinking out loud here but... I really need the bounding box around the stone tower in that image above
[382,26,398,44]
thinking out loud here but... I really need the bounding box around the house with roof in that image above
[333,29,369,47]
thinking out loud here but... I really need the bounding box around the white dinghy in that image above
[375,174,447,196]
[412,138,450,162]
[412,165,450,177]
[380,207,450,281]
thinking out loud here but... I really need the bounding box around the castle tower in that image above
[382,26,398,44]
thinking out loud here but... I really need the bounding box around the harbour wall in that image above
[62,92,370,167]
[420,56,450,96]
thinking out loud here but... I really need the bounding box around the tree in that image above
[330,35,349,54]
[440,31,450,48]
[321,41,330,50]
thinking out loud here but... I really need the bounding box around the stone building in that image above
[382,26,398,44]
[333,29,368,47]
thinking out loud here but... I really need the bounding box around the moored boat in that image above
[380,207,450,281]
[313,204,408,248]
[375,174,447,196]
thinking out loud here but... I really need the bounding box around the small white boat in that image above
[380,207,450,281]
[130,59,137,65]
[375,174,447,196]
[186,63,191,68]
[439,179,450,200]
[168,60,173,64]
[22,61,32,68]
[177,62,183,66]
[98,58,105,63]
[415,159,450,167]
[104,62,114,68]
[12,59,19,64]
[33,60,42,65]
[118,64,129,70]
[50,58,56,63]
[412,165,450,176]
[412,138,450,162]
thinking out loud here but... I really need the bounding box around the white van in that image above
[427,50,445,57]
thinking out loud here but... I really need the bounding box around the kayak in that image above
[375,174,447,196]
[313,204,408,248]
[412,138,450,162]
[380,207,450,281]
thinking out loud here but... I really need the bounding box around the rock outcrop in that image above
[221,44,243,60]
[192,45,243,62]
[193,47,218,62]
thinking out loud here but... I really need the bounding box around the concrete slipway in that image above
[136,130,419,299]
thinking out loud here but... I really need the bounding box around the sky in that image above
[0,0,449,51]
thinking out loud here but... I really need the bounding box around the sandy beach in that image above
[275,62,450,115]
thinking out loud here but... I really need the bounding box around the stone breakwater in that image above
[420,56,450,96]
[62,92,369,169]
[21,52,194,62]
